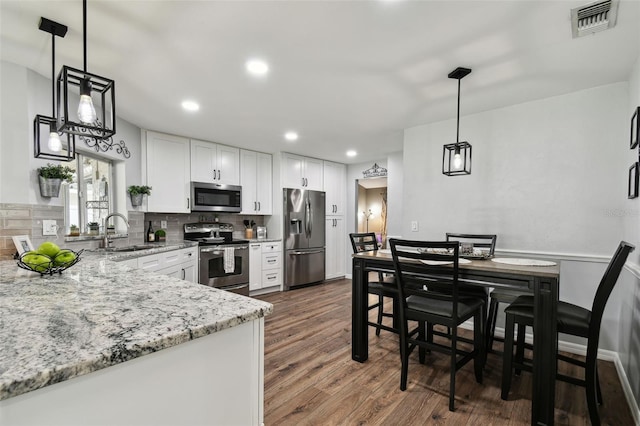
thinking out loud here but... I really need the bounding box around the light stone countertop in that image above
[0,248,273,401]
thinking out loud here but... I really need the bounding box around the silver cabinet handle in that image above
[291,250,324,255]
[257,201,261,211]
[301,177,305,187]
[254,201,257,211]
[218,170,221,180]
[187,198,190,209]
[182,268,185,280]
[213,170,216,180]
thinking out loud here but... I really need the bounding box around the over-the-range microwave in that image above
[190,182,242,212]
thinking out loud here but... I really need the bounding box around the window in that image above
[64,154,113,235]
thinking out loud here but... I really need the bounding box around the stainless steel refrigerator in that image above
[283,188,325,290]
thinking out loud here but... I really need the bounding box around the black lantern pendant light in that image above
[34,17,76,161]
[442,67,472,176]
[57,0,116,140]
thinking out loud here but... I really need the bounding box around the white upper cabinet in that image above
[240,150,272,215]
[323,160,346,216]
[190,139,240,185]
[282,153,323,190]
[145,131,191,213]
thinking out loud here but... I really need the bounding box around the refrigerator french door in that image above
[283,188,326,290]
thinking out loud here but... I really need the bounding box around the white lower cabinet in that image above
[325,217,346,280]
[118,247,198,283]
[249,241,282,292]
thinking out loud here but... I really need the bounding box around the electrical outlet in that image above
[411,221,419,232]
[43,220,57,236]
[161,220,167,229]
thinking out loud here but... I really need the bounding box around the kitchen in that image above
[1,1,640,425]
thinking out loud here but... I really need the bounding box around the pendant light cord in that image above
[456,78,461,145]
[83,0,87,72]
[51,32,56,116]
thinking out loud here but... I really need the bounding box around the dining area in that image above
[350,232,634,426]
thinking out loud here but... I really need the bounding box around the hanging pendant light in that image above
[57,0,116,140]
[442,67,472,176]
[34,17,76,161]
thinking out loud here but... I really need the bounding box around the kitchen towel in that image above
[224,247,235,273]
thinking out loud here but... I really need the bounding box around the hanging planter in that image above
[37,163,74,198]
[128,185,152,207]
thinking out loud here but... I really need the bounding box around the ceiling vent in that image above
[571,0,619,38]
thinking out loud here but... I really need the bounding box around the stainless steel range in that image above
[184,223,249,296]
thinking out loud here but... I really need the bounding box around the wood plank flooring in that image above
[256,279,634,425]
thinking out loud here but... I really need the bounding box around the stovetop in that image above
[184,222,248,246]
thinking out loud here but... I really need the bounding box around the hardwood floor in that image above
[256,279,634,425]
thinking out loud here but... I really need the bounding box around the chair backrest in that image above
[349,232,379,254]
[446,233,497,256]
[587,241,635,355]
[389,239,461,320]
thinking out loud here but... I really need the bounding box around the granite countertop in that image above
[91,240,199,262]
[0,251,273,401]
[248,238,282,243]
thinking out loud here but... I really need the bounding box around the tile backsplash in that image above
[0,203,266,260]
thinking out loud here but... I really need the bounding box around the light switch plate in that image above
[411,221,419,232]
[161,220,167,229]
[43,220,57,236]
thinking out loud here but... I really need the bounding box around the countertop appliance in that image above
[184,222,249,295]
[283,188,325,290]
[190,182,242,213]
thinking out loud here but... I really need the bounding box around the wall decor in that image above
[362,163,387,178]
[628,162,638,199]
[631,106,639,149]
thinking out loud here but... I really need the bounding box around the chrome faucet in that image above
[102,213,130,248]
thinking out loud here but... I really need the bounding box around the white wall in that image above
[0,60,142,211]
[403,83,628,255]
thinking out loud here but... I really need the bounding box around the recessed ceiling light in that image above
[346,150,357,157]
[284,131,298,141]
[246,59,269,76]
[181,100,199,112]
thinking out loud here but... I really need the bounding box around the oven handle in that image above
[291,250,324,255]
[200,246,248,253]
[220,283,248,291]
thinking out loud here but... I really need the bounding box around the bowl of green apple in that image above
[17,241,83,276]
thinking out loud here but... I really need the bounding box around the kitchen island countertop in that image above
[0,252,273,401]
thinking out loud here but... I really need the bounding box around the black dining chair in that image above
[501,241,635,426]
[389,239,484,411]
[349,232,397,336]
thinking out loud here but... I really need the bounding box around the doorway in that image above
[356,177,388,247]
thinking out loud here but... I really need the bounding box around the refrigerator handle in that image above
[306,198,312,236]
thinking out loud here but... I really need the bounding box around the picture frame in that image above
[629,162,639,199]
[12,235,34,255]
[631,106,639,149]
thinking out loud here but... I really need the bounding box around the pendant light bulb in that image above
[77,78,96,124]
[47,131,62,152]
[453,146,462,169]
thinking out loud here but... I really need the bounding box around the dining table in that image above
[351,249,561,426]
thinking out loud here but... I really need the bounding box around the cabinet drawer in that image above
[262,270,281,287]
[138,254,162,271]
[261,242,281,253]
[180,247,198,262]
[162,250,181,267]
[262,253,281,269]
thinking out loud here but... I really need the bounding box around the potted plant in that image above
[88,222,100,235]
[69,224,80,237]
[127,185,152,207]
[37,163,74,198]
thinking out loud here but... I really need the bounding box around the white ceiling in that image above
[1,1,639,164]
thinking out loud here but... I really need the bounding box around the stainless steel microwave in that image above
[190,182,242,212]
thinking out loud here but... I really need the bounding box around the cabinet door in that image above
[216,145,240,185]
[240,150,258,214]
[255,152,272,215]
[190,139,217,183]
[146,132,191,213]
[323,161,346,215]
[182,264,196,283]
[282,153,305,189]
[325,217,346,280]
[303,157,324,191]
[249,243,262,291]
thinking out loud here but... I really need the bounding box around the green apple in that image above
[37,241,61,258]
[22,253,52,272]
[53,250,76,266]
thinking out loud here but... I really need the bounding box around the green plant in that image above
[37,163,74,182]
[127,185,152,195]
[69,224,78,230]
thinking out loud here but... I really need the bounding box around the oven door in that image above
[199,245,249,290]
